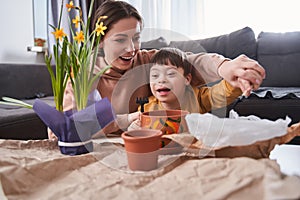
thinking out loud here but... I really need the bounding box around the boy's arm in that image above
[195,80,242,113]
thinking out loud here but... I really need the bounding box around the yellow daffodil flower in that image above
[74,31,84,44]
[66,1,74,12]
[95,22,107,37]
[72,16,80,28]
[98,16,108,21]
[52,28,67,41]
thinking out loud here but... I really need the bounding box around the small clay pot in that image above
[121,129,163,171]
[141,110,189,148]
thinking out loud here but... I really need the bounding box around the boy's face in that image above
[150,63,191,107]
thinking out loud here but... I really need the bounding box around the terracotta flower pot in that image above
[121,129,163,171]
[141,110,189,148]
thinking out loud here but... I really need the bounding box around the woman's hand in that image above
[218,55,266,96]
[63,80,76,111]
[116,111,141,130]
[127,112,141,130]
[47,128,58,141]
[128,119,141,131]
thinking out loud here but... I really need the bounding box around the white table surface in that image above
[270,144,300,176]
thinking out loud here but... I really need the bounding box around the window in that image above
[203,0,300,37]
[125,0,300,40]
[32,0,47,47]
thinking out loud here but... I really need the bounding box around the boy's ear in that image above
[185,73,192,85]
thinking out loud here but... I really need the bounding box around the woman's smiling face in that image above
[102,17,141,71]
[150,63,191,108]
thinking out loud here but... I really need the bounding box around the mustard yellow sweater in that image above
[143,80,241,114]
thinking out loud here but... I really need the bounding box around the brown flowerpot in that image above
[121,129,163,171]
[140,110,189,150]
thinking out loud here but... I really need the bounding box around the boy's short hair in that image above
[150,47,193,76]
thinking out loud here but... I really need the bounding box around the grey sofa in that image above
[1,27,299,144]
[142,27,300,144]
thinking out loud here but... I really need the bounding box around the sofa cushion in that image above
[0,64,54,99]
[0,97,55,140]
[257,31,300,87]
[195,27,257,59]
[0,108,48,140]
[141,37,169,50]
[169,40,207,54]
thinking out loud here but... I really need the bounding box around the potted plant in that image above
[0,0,115,155]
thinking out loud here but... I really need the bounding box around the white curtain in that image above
[124,0,204,41]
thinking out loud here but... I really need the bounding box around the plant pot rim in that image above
[121,129,163,142]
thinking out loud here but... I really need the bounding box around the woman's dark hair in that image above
[91,0,143,41]
[150,47,193,76]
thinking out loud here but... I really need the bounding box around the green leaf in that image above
[0,97,33,109]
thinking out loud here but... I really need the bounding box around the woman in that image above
[61,0,265,136]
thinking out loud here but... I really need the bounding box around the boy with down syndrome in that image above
[128,47,242,129]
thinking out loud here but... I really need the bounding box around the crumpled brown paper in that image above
[163,122,300,159]
[0,138,300,200]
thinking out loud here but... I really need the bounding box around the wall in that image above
[0,0,44,64]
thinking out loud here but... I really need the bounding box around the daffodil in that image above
[52,28,67,41]
[98,16,108,21]
[66,1,74,12]
[95,22,107,37]
[72,15,80,28]
[74,31,84,44]
[45,0,109,111]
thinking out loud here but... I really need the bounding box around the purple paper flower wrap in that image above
[33,97,116,155]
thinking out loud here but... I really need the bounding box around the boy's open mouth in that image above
[157,88,171,92]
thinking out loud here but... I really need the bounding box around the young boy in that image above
[144,47,242,113]
[128,47,242,130]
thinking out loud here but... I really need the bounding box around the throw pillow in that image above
[197,27,257,60]
[169,40,207,54]
[141,37,169,50]
[257,31,300,87]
